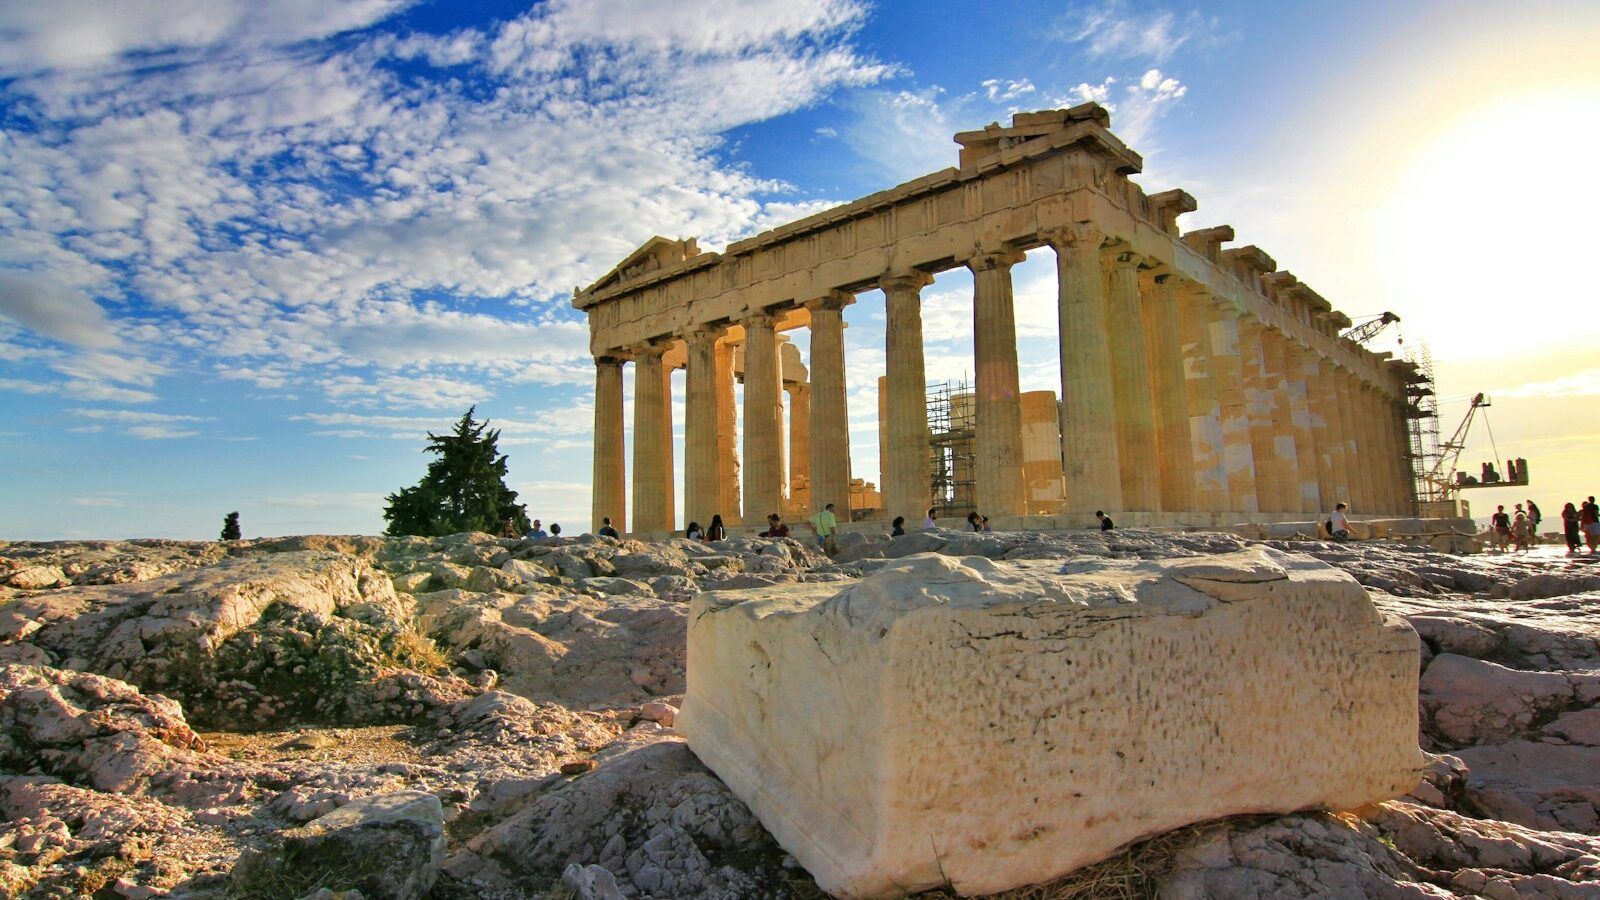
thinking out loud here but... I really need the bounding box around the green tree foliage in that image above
[221,511,242,541]
[383,407,530,537]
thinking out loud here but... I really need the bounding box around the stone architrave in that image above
[1208,304,1258,514]
[742,313,783,523]
[1177,286,1226,512]
[631,344,672,534]
[714,339,742,525]
[591,356,627,532]
[881,271,935,525]
[679,549,1421,897]
[968,248,1029,517]
[683,327,723,529]
[806,292,853,515]
[1141,271,1196,512]
[1048,225,1122,516]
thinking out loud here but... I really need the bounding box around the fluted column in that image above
[806,292,852,515]
[1209,303,1258,514]
[1240,318,1282,511]
[1105,249,1159,511]
[1177,285,1227,512]
[1323,364,1353,507]
[631,344,672,533]
[1297,348,1336,514]
[591,355,627,533]
[742,312,783,523]
[1048,226,1121,514]
[1261,329,1305,513]
[683,327,722,529]
[1391,399,1415,515]
[882,271,934,524]
[714,339,741,524]
[969,248,1028,517]
[1334,373,1366,513]
[786,382,812,516]
[1142,271,1196,511]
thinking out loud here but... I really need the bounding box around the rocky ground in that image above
[1,529,1597,899]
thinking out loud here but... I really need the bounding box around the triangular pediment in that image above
[583,236,701,296]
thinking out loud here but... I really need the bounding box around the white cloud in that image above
[64,406,205,439]
[0,377,157,403]
[69,496,125,507]
[1058,68,1187,149]
[1495,367,1600,400]
[1057,2,1222,64]
[981,78,1036,102]
[0,270,118,348]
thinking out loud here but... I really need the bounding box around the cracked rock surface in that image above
[0,531,1596,897]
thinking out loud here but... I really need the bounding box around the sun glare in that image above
[1374,89,1600,360]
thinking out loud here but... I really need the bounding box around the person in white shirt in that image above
[922,507,937,530]
[1328,503,1350,542]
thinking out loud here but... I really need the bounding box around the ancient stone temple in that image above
[574,103,1418,535]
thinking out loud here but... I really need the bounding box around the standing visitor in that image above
[1328,503,1350,542]
[891,516,906,536]
[707,515,727,542]
[1582,497,1600,554]
[1526,499,1542,544]
[1561,503,1581,556]
[598,517,620,539]
[1096,510,1115,532]
[1512,506,1531,554]
[922,508,937,530]
[1489,505,1511,553]
[808,503,839,556]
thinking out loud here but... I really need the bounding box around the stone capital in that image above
[682,323,726,346]
[630,340,670,360]
[964,247,1028,272]
[1101,246,1143,270]
[1040,223,1104,251]
[878,269,934,294]
[802,290,854,313]
[740,309,778,330]
[595,353,630,367]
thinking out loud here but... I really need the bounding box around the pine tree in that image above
[383,407,530,537]
[221,511,242,541]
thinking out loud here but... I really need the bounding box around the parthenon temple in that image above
[574,103,1419,535]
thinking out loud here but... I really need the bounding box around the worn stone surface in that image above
[678,547,1422,896]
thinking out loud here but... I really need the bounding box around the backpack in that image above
[1324,518,1334,534]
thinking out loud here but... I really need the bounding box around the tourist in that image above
[966,511,982,532]
[526,519,549,539]
[707,514,727,541]
[598,517,620,539]
[760,513,789,538]
[891,516,906,536]
[1096,510,1115,532]
[1512,506,1531,554]
[685,521,703,540]
[1561,503,1581,556]
[549,523,562,538]
[981,516,993,533]
[809,502,839,556]
[499,517,519,538]
[1489,505,1511,553]
[922,508,937,530]
[1582,497,1600,554]
[1328,503,1350,542]
[1527,499,1542,544]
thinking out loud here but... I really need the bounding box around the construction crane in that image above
[1419,393,1529,505]
[1342,311,1401,345]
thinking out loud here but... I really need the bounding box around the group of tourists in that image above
[1560,496,1600,555]
[683,503,844,555]
[1487,501,1543,553]
[501,517,566,539]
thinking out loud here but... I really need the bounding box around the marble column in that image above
[1261,329,1304,513]
[1239,318,1281,511]
[882,271,935,524]
[714,339,741,525]
[591,355,627,533]
[806,292,852,516]
[742,312,783,523]
[1049,226,1122,515]
[1105,249,1159,511]
[1177,285,1227,512]
[1334,373,1366,513]
[1280,338,1320,514]
[1298,348,1337,514]
[1141,271,1196,512]
[631,344,672,533]
[1391,400,1415,514]
[969,248,1028,517]
[1209,303,1258,514]
[683,327,721,530]
[1322,364,1353,507]
[786,382,812,516]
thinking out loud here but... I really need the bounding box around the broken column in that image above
[679,548,1421,898]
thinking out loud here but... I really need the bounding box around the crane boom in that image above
[1342,311,1401,344]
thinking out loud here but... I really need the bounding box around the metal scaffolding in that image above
[1404,344,1443,515]
[926,377,975,516]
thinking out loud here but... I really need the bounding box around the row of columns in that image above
[592,233,1413,534]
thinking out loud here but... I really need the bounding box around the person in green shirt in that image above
[808,502,839,556]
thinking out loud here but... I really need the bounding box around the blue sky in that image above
[3,0,1598,539]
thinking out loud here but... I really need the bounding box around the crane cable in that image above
[1482,407,1503,471]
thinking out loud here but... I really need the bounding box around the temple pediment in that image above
[579,236,701,300]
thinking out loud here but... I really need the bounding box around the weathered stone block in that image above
[677,548,1421,897]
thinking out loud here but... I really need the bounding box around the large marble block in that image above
[676,548,1421,897]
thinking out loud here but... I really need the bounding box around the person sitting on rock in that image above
[760,513,789,538]
[549,523,562,538]
[1096,510,1115,532]
[981,516,993,533]
[499,517,519,538]
[598,517,620,539]
[1328,503,1349,542]
[966,511,982,532]
[891,516,906,536]
[526,519,549,539]
[707,514,727,541]
[922,508,937,530]
[685,521,704,540]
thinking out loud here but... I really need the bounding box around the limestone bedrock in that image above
[676,547,1422,898]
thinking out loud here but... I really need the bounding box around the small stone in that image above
[561,759,597,775]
